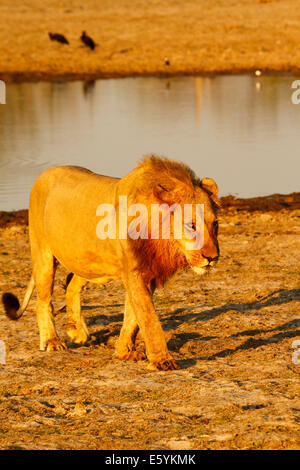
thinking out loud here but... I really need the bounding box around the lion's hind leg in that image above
[66,274,89,344]
[33,249,66,351]
[115,294,146,362]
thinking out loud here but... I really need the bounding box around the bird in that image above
[80,31,95,50]
[164,57,170,66]
[48,33,69,45]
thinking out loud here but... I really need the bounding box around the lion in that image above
[2,155,220,371]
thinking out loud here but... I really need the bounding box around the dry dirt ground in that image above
[0,200,299,450]
[1,0,300,81]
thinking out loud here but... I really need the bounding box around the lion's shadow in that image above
[162,288,300,367]
[79,288,299,365]
[162,288,300,330]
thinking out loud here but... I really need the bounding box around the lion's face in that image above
[125,156,220,284]
[180,184,219,275]
[152,174,220,276]
[172,191,219,275]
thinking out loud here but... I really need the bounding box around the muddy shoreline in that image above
[2,69,300,84]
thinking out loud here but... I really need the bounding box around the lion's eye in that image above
[186,222,196,231]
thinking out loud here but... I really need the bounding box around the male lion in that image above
[2,155,219,371]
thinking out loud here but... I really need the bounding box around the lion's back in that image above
[30,165,119,211]
[29,165,120,239]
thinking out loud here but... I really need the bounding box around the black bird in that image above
[81,31,95,50]
[49,32,69,45]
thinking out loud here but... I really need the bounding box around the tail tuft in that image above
[2,293,20,320]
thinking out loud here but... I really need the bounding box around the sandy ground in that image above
[1,0,300,81]
[0,198,299,450]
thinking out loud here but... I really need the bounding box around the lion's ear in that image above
[201,177,221,208]
[200,177,218,197]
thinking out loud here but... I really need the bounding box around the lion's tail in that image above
[2,275,35,320]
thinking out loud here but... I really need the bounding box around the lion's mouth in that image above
[192,265,211,276]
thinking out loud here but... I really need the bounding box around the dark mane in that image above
[131,155,201,285]
[138,155,202,188]
[127,155,219,286]
[132,238,188,287]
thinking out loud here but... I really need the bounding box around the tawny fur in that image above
[1,155,220,371]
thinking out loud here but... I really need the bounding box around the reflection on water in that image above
[0,76,299,210]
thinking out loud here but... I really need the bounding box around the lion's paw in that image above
[67,326,89,345]
[147,358,179,371]
[41,338,67,352]
[116,350,146,362]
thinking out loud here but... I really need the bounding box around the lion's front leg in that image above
[115,294,145,361]
[122,271,179,371]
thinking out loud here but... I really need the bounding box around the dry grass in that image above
[1,0,300,81]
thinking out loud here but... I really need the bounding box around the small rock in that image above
[167,438,192,450]
[259,214,272,222]
[210,433,234,442]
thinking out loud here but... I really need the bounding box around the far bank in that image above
[1,0,300,82]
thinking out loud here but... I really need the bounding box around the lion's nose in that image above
[203,255,218,265]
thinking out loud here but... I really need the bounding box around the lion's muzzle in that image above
[191,254,219,275]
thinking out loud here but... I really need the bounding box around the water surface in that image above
[0,76,299,211]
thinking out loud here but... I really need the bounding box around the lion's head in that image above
[118,155,220,286]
